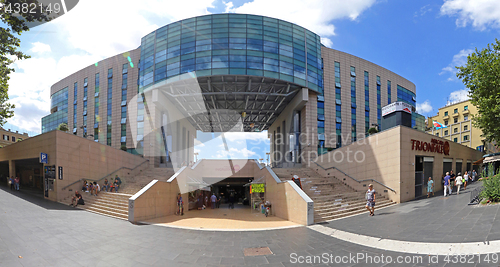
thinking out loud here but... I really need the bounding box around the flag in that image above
[433,120,447,129]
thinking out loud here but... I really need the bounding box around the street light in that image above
[194,152,199,162]
[266,152,270,166]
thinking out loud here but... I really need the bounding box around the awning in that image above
[473,158,483,165]
[484,155,500,164]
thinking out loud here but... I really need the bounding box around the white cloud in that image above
[223,1,234,13]
[321,37,333,48]
[414,4,433,18]
[439,49,473,81]
[30,42,51,53]
[52,0,216,57]
[222,131,269,145]
[441,0,500,30]
[448,89,470,103]
[215,147,257,158]
[416,100,433,114]
[226,0,376,37]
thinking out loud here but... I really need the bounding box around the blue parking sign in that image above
[40,153,48,164]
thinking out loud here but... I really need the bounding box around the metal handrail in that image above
[62,159,149,190]
[312,161,397,193]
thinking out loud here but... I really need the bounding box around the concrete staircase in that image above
[65,167,176,220]
[75,192,131,220]
[120,167,176,194]
[272,167,396,222]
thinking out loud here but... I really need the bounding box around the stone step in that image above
[315,202,396,222]
[84,203,128,214]
[314,199,393,217]
[314,197,373,208]
[83,206,128,220]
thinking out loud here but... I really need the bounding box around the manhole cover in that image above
[243,247,273,256]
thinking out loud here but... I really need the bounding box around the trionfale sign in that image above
[411,139,450,155]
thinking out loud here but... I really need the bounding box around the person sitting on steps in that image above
[70,191,84,207]
[110,175,122,193]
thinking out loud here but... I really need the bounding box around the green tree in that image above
[1,0,50,125]
[367,127,378,135]
[456,39,500,145]
[57,122,68,132]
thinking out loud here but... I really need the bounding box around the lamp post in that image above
[194,152,199,162]
[266,152,270,166]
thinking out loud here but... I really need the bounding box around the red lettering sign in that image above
[411,139,449,155]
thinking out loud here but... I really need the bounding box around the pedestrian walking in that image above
[210,193,216,209]
[9,176,14,190]
[455,172,463,195]
[443,172,451,197]
[449,170,456,192]
[176,193,184,215]
[365,184,376,216]
[463,171,469,190]
[14,176,20,191]
[427,177,434,198]
[472,170,477,182]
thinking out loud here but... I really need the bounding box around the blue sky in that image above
[3,0,500,161]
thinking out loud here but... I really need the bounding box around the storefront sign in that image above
[411,139,450,155]
[58,166,63,180]
[250,183,265,193]
[382,101,413,116]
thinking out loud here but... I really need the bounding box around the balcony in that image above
[442,115,449,120]
[462,109,470,115]
[452,112,459,117]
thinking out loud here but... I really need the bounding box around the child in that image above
[427,177,434,198]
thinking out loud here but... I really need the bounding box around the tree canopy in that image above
[456,39,500,145]
[0,0,51,125]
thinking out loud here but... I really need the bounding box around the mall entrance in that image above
[208,177,253,208]
[0,158,44,196]
[415,156,433,198]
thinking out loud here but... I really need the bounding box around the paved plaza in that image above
[0,183,499,267]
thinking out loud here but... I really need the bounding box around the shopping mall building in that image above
[4,13,479,225]
[41,13,426,168]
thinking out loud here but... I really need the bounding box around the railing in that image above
[62,159,149,191]
[469,186,483,205]
[311,161,397,194]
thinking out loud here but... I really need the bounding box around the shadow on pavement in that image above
[0,184,81,211]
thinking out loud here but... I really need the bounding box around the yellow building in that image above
[0,127,29,148]
[426,100,486,151]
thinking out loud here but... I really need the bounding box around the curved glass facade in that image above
[139,14,323,92]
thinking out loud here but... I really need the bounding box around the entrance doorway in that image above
[208,177,253,208]
[415,156,424,198]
